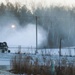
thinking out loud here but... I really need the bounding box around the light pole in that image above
[35,16,38,54]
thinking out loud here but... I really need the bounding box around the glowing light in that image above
[11,25,16,29]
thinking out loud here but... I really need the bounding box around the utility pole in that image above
[35,16,38,54]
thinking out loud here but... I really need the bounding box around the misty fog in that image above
[0,2,75,48]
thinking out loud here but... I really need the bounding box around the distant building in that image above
[0,42,8,53]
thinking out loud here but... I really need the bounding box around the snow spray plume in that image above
[0,2,75,48]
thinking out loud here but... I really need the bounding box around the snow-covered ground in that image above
[8,47,75,56]
[0,48,75,74]
[0,53,75,66]
[0,70,15,75]
[0,47,75,66]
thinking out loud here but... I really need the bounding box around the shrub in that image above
[10,54,75,75]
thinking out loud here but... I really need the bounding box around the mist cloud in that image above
[0,2,75,48]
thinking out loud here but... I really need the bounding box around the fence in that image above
[8,46,75,56]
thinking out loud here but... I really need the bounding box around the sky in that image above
[0,0,75,8]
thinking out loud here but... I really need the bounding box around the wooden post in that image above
[59,38,62,74]
[59,38,62,56]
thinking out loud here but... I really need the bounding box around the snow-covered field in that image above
[0,47,75,66]
[8,47,75,55]
[0,52,75,66]
[0,48,75,74]
[0,70,15,75]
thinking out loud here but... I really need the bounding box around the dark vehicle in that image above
[0,42,10,53]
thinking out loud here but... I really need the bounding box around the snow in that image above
[8,47,75,56]
[0,70,14,75]
[0,48,75,74]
